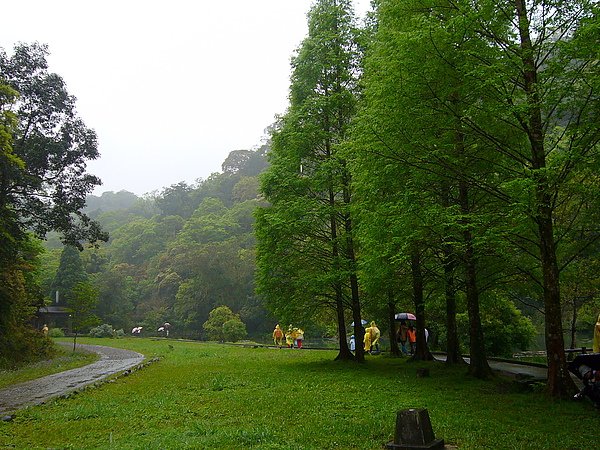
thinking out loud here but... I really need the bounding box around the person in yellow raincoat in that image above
[364,326,373,352]
[273,324,284,347]
[286,325,295,348]
[593,314,600,353]
[369,321,381,353]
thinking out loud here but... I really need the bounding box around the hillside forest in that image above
[1,0,600,401]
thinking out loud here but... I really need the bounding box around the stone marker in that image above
[386,408,445,449]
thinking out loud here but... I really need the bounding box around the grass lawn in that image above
[1,338,598,449]
[0,343,98,390]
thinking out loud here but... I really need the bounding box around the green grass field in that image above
[1,338,598,449]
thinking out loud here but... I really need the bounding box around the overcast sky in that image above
[1,0,371,196]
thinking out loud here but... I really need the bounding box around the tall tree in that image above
[68,281,100,351]
[0,43,105,365]
[50,245,88,305]
[0,43,106,247]
[256,0,363,361]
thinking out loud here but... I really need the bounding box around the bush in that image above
[456,291,536,357]
[89,323,115,338]
[48,328,65,338]
[223,318,247,342]
[114,329,125,338]
[0,326,57,370]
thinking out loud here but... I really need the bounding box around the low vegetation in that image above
[0,343,98,389]
[1,339,598,449]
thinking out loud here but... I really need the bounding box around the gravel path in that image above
[0,343,144,416]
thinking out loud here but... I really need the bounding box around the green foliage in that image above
[453,292,537,358]
[50,245,88,305]
[222,318,247,342]
[255,0,363,356]
[0,43,107,247]
[89,323,116,338]
[203,306,244,342]
[68,281,100,337]
[48,328,65,338]
[0,325,55,370]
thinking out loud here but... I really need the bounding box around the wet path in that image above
[0,343,144,415]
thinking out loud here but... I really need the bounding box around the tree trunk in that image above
[388,292,401,357]
[410,250,434,361]
[349,273,365,362]
[443,245,462,365]
[329,184,354,362]
[335,282,354,361]
[569,296,577,351]
[459,179,492,379]
[441,181,462,365]
[342,174,364,362]
[514,0,575,397]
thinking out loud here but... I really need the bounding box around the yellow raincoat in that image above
[370,322,380,350]
[273,324,284,346]
[364,327,372,352]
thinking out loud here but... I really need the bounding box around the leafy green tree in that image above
[68,281,100,351]
[155,182,198,218]
[353,0,599,394]
[0,43,106,247]
[0,43,106,366]
[50,245,88,306]
[94,268,137,331]
[222,318,247,342]
[438,0,600,396]
[222,145,268,177]
[203,305,239,342]
[457,291,536,358]
[256,0,364,361]
[351,0,494,372]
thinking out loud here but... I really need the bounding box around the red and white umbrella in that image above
[394,312,416,321]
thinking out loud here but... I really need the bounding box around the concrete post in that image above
[386,408,445,449]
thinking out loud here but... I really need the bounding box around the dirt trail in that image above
[0,343,144,416]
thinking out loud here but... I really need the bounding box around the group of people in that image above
[272,324,304,349]
[348,321,381,354]
[396,321,417,355]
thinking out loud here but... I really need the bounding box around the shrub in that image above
[89,323,115,338]
[114,329,125,338]
[203,306,236,341]
[223,318,247,342]
[456,291,536,357]
[0,326,56,370]
[48,328,65,338]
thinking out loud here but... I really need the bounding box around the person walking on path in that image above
[369,321,381,354]
[285,326,295,348]
[407,325,417,355]
[273,324,284,347]
[397,321,409,355]
[593,314,600,353]
[295,328,304,348]
[364,325,373,353]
